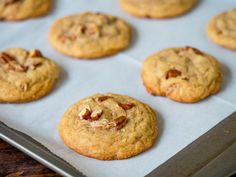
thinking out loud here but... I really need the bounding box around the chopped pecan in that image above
[79,107,92,120]
[118,103,134,110]
[29,49,43,58]
[108,116,128,130]
[96,96,112,102]
[166,69,181,79]
[4,0,19,6]
[0,52,14,64]
[185,46,203,55]
[19,83,28,91]
[25,59,42,70]
[7,62,27,72]
[58,34,76,43]
[90,109,103,121]
[58,34,66,43]
[83,23,100,37]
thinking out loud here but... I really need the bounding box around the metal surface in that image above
[0,122,86,177]
[0,112,236,177]
[147,111,236,177]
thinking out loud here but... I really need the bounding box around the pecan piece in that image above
[118,103,134,110]
[29,49,43,58]
[186,46,203,55]
[25,59,42,70]
[90,109,103,121]
[83,23,100,38]
[4,0,19,6]
[166,69,181,79]
[79,107,92,120]
[0,52,14,64]
[7,62,27,72]
[108,116,128,130]
[58,34,66,43]
[96,96,112,102]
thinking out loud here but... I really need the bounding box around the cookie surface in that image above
[49,12,132,59]
[142,47,222,103]
[0,48,59,103]
[58,93,158,160]
[0,0,52,21]
[119,0,198,19]
[207,8,236,50]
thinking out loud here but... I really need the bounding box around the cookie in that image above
[0,48,59,103]
[58,93,158,160]
[0,0,52,21]
[49,12,132,59]
[207,8,236,50]
[119,0,198,19]
[142,47,222,103]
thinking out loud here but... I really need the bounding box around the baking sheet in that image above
[0,0,236,177]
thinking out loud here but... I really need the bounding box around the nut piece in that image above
[4,0,19,6]
[29,49,43,58]
[186,46,203,55]
[118,103,134,110]
[25,59,42,70]
[79,107,92,120]
[83,23,100,38]
[96,96,112,102]
[0,52,14,64]
[7,62,27,72]
[90,109,103,121]
[166,69,181,79]
[108,116,128,130]
[19,83,28,91]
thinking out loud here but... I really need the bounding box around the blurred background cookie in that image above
[49,12,132,59]
[207,8,236,51]
[119,0,199,19]
[0,0,53,21]
[0,48,59,103]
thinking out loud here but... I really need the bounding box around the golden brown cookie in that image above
[141,47,222,103]
[0,0,52,21]
[0,48,59,103]
[48,12,132,59]
[119,0,198,19]
[207,8,236,50]
[58,93,158,160]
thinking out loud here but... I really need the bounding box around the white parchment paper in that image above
[1,0,236,177]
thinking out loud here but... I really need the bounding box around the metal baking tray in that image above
[1,112,236,177]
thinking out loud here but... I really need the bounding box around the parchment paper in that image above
[0,0,236,177]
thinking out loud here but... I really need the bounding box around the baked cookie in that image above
[207,8,236,50]
[119,0,198,19]
[0,0,52,21]
[49,12,132,59]
[142,47,222,103]
[0,48,59,103]
[58,93,158,160]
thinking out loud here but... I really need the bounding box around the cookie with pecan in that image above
[49,12,132,59]
[58,93,158,160]
[0,0,52,21]
[207,8,236,50]
[0,48,59,103]
[141,47,222,103]
[119,0,199,19]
